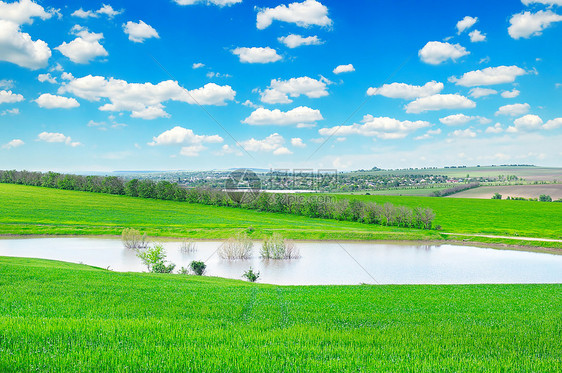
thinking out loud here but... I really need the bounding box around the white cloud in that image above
[0,20,51,69]
[149,126,223,146]
[414,128,442,140]
[439,114,484,126]
[318,115,431,140]
[1,108,19,115]
[72,4,123,19]
[192,62,205,69]
[214,144,242,156]
[2,139,24,149]
[278,34,323,48]
[242,99,260,109]
[495,103,530,116]
[232,47,281,63]
[59,74,236,119]
[180,144,207,157]
[174,0,242,6]
[56,26,108,64]
[35,93,79,109]
[522,0,562,5]
[37,131,81,147]
[501,89,520,98]
[418,41,469,65]
[0,79,14,89]
[0,0,53,25]
[450,128,477,138]
[291,137,306,147]
[333,64,355,74]
[508,10,562,39]
[0,90,24,104]
[123,20,159,43]
[241,133,291,155]
[544,118,562,130]
[449,65,527,86]
[469,87,497,98]
[456,16,478,34]
[513,114,543,131]
[485,123,504,134]
[37,73,57,84]
[256,0,332,30]
[242,106,323,126]
[260,76,329,104]
[469,29,486,42]
[405,94,476,114]
[367,81,443,100]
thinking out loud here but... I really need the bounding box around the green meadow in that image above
[0,257,560,372]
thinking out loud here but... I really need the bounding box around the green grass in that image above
[0,184,438,241]
[339,185,449,196]
[0,257,560,371]
[322,193,562,240]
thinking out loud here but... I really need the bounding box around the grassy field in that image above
[0,184,439,241]
[323,193,562,240]
[446,184,562,200]
[344,185,448,197]
[0,257,560,371]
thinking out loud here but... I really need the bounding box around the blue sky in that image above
[0,0,561,172]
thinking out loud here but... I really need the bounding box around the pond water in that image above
[1,238,561,285]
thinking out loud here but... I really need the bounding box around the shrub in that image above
[136,244,175,273]
[180,239,197,253]
[492,193,502,200]
[218,232,254,260]
[260,233,300,259]
[189,261,206,276]
[178,267,190,275]
[121,228,149,250]
[242,267,260,282]
[539,194,552,202]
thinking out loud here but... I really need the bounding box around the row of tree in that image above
[0,170,436,230]
[432,182,480,197]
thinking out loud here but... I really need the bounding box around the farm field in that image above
[446,184,562,200]
[0,257,561,371]
[344,185,448,196]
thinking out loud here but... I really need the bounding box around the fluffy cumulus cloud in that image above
[469,30,486,42]
[37,131,81,147]
[469,87,497,98]
[59,74,236,119]
[522,0,562,4]
[123,20,159,43]
[456,16,478,34]
[148,126,223,149]
[544,118,562,130]
[333,64,355,74]
[449,65,527,86]
[256,0,332,30]
[439,114,488,126]
[38,73,56,84]
[318,115,431,140]
[414,128,442,141]
[241,133,292,155]
[72,4,123,19]
[501,89,520,98]
[507,114,543,132]
[2,139,24,149]
[192,62,205,69]
[232,47,281,63]
[367,81,443,100]
[260,76,329,104]
[0,90,24,104]
[242,106,323,126]
[495,103,530,116]
[278,34,323,48]
[291,137,306,147]
[485,123,504,134]
[35,93,79,109]
[56,26,108,64]
[405,94,476,114]
[173,0,242,6]
[0,20,51,69]
[418,41,469,65]
[0,0,54,25]
[449,128,477,138]
[508,10,562,39]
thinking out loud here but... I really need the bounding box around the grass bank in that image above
[0,257,560,371]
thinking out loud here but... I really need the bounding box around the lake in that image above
[1,237,561,285]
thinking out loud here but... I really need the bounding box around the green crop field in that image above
[322,193,562,240]
[0,257,560,371]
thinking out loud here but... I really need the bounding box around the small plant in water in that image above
[121,228,149,250]
[180,238,197,253]
[242,267,260,282]
[260,233,300,259]
[218,231,254,260]
[136,244,175,273]
[189,260,206,276]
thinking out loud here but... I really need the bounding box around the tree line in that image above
[0,169,436,230]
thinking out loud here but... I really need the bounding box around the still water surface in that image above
[0,238,561,285]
